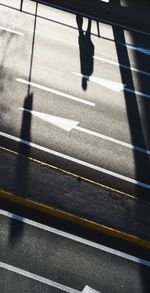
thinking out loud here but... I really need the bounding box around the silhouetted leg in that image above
[97,21,100,37]
[76,15,83,36]
[20,0,23,11]
[86,19,92,38]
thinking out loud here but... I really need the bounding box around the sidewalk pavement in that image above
[0,147,150,248]
[33,0,150,32]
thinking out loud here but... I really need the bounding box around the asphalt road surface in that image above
[0,0,150,199]
[0,204,150,293]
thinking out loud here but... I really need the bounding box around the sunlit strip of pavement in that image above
[1,131,150,190]
[0,208,150,266]
[0,25,24,36]
[16,78,95,107]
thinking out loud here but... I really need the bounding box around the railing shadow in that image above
[0,0,102,39]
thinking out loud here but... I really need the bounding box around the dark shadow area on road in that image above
[113,26,149,197]
[112,4,150,290]
[127,22,150,293]
[9,2,38,245]
[76,15,94,90]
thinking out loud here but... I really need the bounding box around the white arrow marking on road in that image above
[20,108,150,156]
[82,285,101,293]
[20,108,79,131]
[73,72,150,99]
[119,43,150,56]
[73,72,126,92]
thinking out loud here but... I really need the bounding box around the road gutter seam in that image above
[0,145,149,205]
[0,188,150,249]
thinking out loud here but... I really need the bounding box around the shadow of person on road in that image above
[76,15,94,90]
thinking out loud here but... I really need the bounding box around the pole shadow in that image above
[9,2,38,245]
[112,20,150,293]
[76,15,94,90]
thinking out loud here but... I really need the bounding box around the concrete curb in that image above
[1,188,150,249]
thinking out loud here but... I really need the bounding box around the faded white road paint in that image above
[20,108,150,155]
[0,209,150,267]
[1,131,150,190]
[16,78,95,106]
[0,25,24,36]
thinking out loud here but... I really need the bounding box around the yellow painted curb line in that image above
[0,189,150,249]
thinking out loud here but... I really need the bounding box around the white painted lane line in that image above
[0,26,24,36]
[20,108,150,155]
[94,56,150,77]
[119,43,150,56]
[1,131,150,190]
[76,126,150,155]
[125,88,150,99]
[0,209,150,267]
[16,78,95,107]
[0,261,80,293]
[72,72,125,92]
